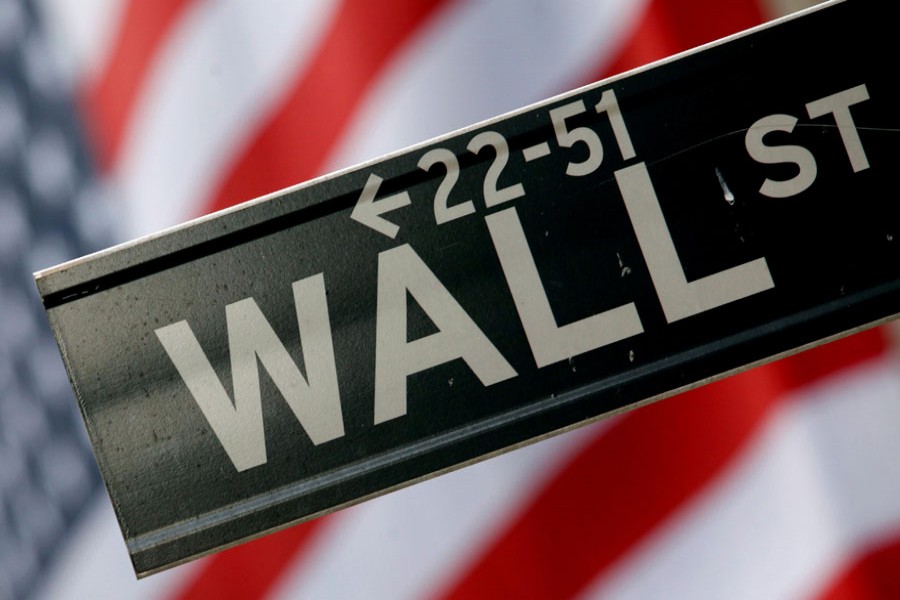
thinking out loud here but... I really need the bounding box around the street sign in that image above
[36,0,900,577]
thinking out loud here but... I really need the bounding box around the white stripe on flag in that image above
[575,356,900,600]
[35,0,126,85]
[266,421,609,600]
[114,0,341,238]
[325,0,649,173]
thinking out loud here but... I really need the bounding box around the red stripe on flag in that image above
[600,0,765,78]
[432,329,888,600]
[84,0,195,170]
[816,534,900,600]
[202,0,450,214]
[170,519,330,600]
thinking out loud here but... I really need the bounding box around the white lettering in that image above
[486,207,643,367]
[616,162,775,323]
[806,84,871,172]
[374,244,516,424]
[155,274,344,472]
[745,114,818,198]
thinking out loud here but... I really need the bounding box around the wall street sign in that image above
[36,0,900,577]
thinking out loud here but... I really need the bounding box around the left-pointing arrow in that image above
[350,173,412,238]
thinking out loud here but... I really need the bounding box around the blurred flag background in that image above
[2,0,899,598]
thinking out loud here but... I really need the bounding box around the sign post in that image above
[36,0,900,577]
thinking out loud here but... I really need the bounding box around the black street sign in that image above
[35,0,900,577]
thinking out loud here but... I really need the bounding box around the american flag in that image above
[0,1,113,598]
[3,0,900,598]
